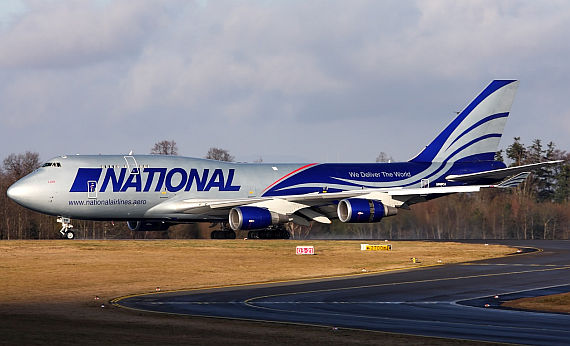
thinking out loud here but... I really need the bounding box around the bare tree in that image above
[205,147,234,162]
[151,140,178,155]
[286,222,313,239]
[3,152,40,179]
[1,152,41,240]
[375,152,393,163]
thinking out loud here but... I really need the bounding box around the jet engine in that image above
[127,220,171,232]
[229,206,290,231]
[337,198,397,223]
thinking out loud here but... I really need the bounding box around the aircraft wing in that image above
[144,184,488,225]
[145,161,550,225]
[445,160,562,182]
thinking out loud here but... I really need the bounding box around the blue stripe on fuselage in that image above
[262,162,431,196]
[262,157,508,196]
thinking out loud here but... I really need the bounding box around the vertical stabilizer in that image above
[410,80,519,163]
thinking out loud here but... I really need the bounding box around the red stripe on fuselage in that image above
[262,163,318,194]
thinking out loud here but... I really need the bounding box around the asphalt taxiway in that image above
[114,241,570,345]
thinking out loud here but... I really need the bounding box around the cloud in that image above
[0,1,569,162]
[0,0,165,68]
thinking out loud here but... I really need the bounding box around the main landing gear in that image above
[57,216,75,240]
[210,224,290,239]
[210,230,237,239]
[247,226,290,239]
[210,223,236,239]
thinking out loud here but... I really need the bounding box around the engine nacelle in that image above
[127,220,171,232]
[337,198,397,223]
[229,206,290,231]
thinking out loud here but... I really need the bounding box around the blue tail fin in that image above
[409,80,519,163]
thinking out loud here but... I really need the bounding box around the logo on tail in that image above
[410,80,519,163]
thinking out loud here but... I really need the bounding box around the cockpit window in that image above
[42,162,61,167]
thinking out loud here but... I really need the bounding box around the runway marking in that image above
[145,301,454,305]
[239,299,570,336]
[243,265,570,312]
[111,263,441,306]
[461,263,562,267]
[105,304,524,346]
[136,300,570,335]
[237,267,570,335]
[456,283,570,308]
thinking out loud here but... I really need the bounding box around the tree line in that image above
[0,138,567,240]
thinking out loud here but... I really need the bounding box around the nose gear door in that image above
[124,155,140,175]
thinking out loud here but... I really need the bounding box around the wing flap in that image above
[296,208,332,224]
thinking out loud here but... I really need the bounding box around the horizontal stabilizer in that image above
[445,160,563,182]
[495,172,531,188]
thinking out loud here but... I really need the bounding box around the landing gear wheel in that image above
[210,230,237,239]
[277,228,290,239]
[247,227,290,239]
[57,216,74,239]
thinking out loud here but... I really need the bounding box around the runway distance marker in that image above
[296,246,315,255]
[361,244,392,251]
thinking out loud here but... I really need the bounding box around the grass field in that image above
[503,292,570,314]
[0,240,513,303]
[0,240,520,345]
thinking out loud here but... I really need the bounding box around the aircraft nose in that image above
[7,179,33,206]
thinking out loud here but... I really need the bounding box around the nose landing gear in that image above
[57,216,75,239]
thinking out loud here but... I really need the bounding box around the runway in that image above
[114,241,570,345]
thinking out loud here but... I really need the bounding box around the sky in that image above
[1,0,569,163]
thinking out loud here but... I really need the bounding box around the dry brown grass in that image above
[0,240,512,304]
[503,292,570,314]
[0,240,514,345]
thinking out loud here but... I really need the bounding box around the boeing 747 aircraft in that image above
[7,80,562,239]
